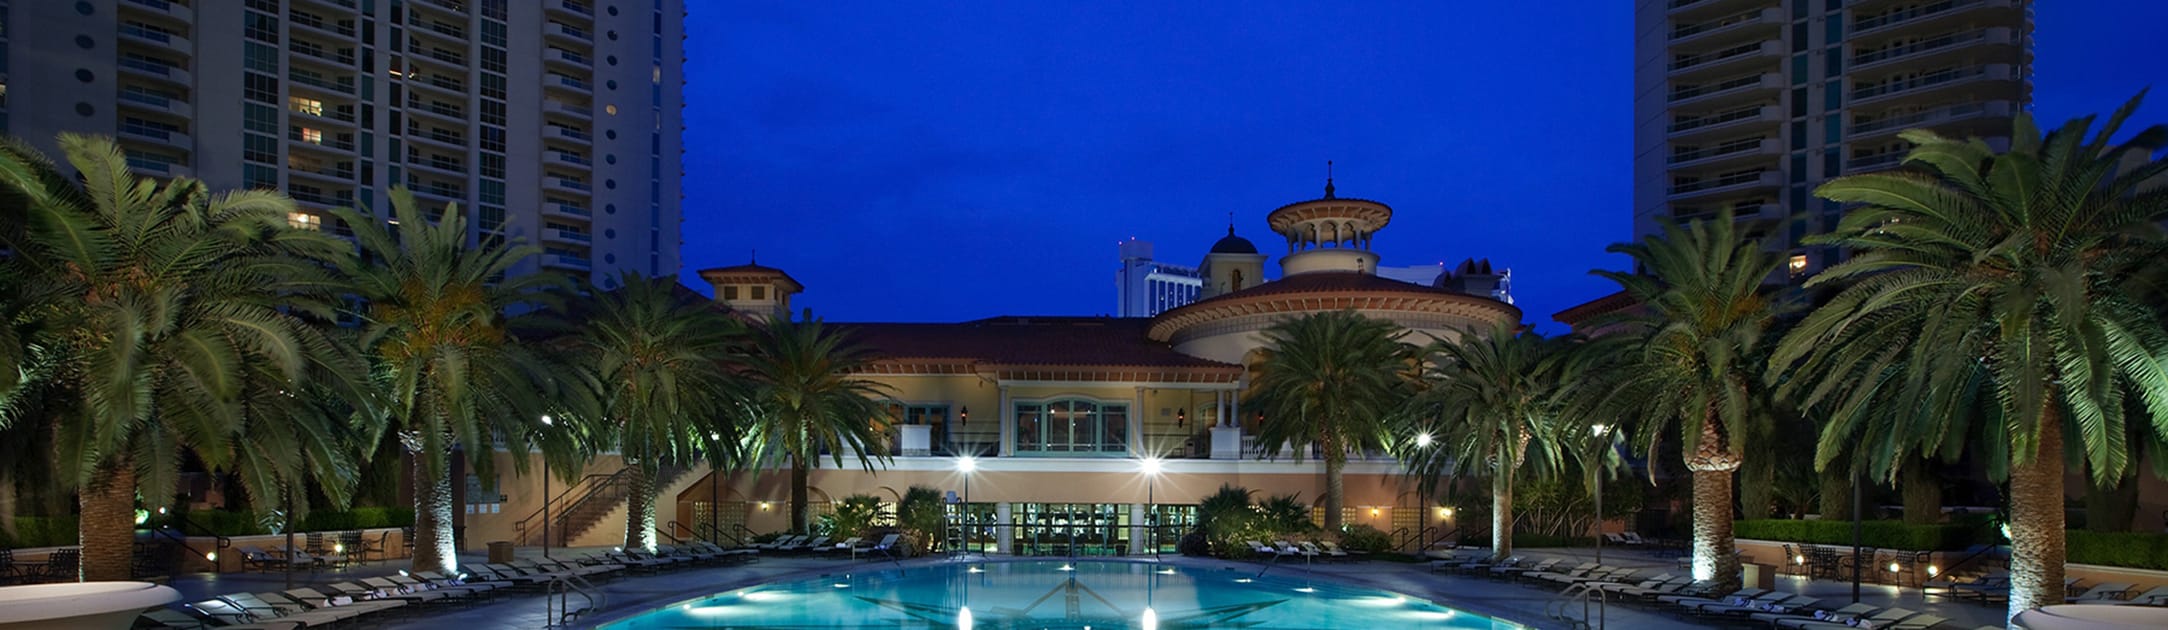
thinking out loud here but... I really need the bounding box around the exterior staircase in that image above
[517,464,703,548]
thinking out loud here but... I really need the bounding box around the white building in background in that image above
[0,0,687,286]
[1115,239,1202,317]
[1376,263,1444,286]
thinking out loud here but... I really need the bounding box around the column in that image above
[1130,386,1146,455]
[1131,503,1149,556]
[994,502,1013,555]
[998,385,1013,457]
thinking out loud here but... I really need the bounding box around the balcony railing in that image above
[1669,137,1767,164]
[1853,0,1985,35]
[1669,170,1772,195]
[1852,30,1992,67]
[120,56,183,77]
[548,177,592,192]
[1671,7,1771,40]
[548,125,592,142]
[288,10,357,37]
[1669,105,1773,133]
[1672,73,1769,102]
[548,74,592,91]
[290,71,357,95]
[1852,66,1994,101]
[1670,41,1766,72]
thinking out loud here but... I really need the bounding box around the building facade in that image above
[657,185,1523,555]
[0,0,684,284]
[1114,239,1202,317]
[1634,0,2031,278]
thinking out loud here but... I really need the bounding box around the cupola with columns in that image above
[1266,166,1391,277]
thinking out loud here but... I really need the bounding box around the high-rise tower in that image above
[0,0,686,285]
[1634,0,2031,279]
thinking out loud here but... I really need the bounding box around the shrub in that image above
[1338,524,1392,553]
[0,516,80,547]
[819,495,883,539]
[2067,531,2168,571]
[1733,519,1981,550]
[897,486,945,553]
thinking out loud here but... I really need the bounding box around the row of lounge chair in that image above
[1925,572,2168,607]
[756,533,905,560]
[1242,540,1362,561]
[1430,554,1993,629]
[136,541,760,628]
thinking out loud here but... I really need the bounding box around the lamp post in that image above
[709,431,723,546]
[957,456,977,555]
[541,414,554,559]
[1414,432,1433,554]
[1589,423,1610,566]
[1140,457,1163,559]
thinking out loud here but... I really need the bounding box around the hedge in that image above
[1734,519,1981,551]
[0,516,80,547]
[2067,531,2168,571]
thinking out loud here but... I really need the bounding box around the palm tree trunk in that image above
[78,457,136,581]
[623,465,657,552]
[790,454,810,535]
[1323,452,1345,534]
[411,450,457,574]
[2006,403,2068,623]
[1686,415,1741,593]
[1492,466,1514,562]
[1901,463,1942,525]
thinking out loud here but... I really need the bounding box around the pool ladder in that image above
[546,573,604,628]
[1546,582,1608,629]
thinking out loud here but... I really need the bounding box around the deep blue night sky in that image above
[683,2,2168,331]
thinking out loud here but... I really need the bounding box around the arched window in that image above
[1231,268,1245,292]
[1014,399,1128,455]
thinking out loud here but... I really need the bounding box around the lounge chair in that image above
[1694,593,1820,618]
[2067,582,2134,603]
[1656,586,1764,609]
[214,593,362,627]
[1747,602,1876,627]
[1619,532,1648,546]
[1300,541,1347,561]
[235,547,300,573]
[183,597,325,629]
[823,537,863,557]
[1273,541,1317,561]
[865,533,904,560]
[1321,541,1367,560]
[139,606,299,630]
[2084,585,2168,606]
[1951,573,2012,602]
[1774,606,1921,630]
[758,535,804,551]
[1491,558,1558,580]
[1523,562,1597,583]
[275,588,407,618]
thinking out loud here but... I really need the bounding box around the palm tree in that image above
[1399,323,1564,561]
[1770,95,2168,620]
[737,314,891,534]
[566,273,742,552]
[0,134,371,580]
[333,188,568,574]
[1565,209,1782,593]
[1247,311,1415,533]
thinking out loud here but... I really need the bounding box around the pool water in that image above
[602,560,1521,629]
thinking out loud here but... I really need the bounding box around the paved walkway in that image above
[153,545,2018,629]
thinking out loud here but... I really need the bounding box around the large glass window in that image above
[1014,399,1128,455]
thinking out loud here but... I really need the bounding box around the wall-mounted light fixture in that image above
[960,406,969,425]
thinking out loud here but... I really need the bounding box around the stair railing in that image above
[514,471,628,546]
[545,572,603,629]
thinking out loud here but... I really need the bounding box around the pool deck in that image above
[154,545,2015,628]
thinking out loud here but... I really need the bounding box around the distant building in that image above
[1115,239,1202,317]
[1376,263,1443,287]
[1435,259,1513,305]
[1634,0,2031,280]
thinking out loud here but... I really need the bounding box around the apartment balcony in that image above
[288,188,356,210]
[1850,0,2021,41]
[117,23,190,54]
[543,254,593,272]
[1667,104,1782,142]
[406,155,465,178]
[1672,200,1781,223]
[1850,28,2018,74]
[547,0,594,20]
[543,176,593,196]
[288,133,358,158]
[1666,0,1761,20]
[289,16,355,46]
[1666,170,1782,202]
[545,73,594,96]
[404,128,467,152]
[117,89,192,118]
[542,100,593,122]
[1849,101,2013,142]
[289,71,358,98]
[1846,150,1908,173]
[543,47,593,72]
[545,125,593,147]
[120,0,193,25]
[1851,64,2022,108]
[405,99,466,125]
[1669,7,1782,47]
[543,202,592,220]
[289,42,359,70]
[543,228,593,245]
[292,106,358,130]
[118,56,191,86]
[118,125,191,152]
[125,155,191,179]
[408,0,466,18]
[1668,72,1781,108]
[409,18,468,45]
[295,0,360,12]
[1667,137,1780,171]
[408,183,464,205]
[405,73,467,98]
[546,23,594,46]
[287,163,356,184]
[1668,40,1781,81]
[545,150,592,169]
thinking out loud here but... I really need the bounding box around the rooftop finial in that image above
[1227,211,1235,235]
[1324,160,1336,199]
[749,249,757,264]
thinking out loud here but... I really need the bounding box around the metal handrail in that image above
[545,572,602,629]
[514,470,626,545]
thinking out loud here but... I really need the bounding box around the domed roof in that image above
[1209,226,1258,254]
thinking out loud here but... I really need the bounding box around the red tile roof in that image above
[838,316,1238,369]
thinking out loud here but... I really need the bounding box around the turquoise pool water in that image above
[601,560,1521,629]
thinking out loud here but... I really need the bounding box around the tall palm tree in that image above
[0,134,370,580]
[333,188,567,574]
[737,314,891,534]
[1400,323,1564,560]
[567,273,743,552]
[1565,210,1782,593]
[1770,95,2168,621]
[1247,311,1415,533]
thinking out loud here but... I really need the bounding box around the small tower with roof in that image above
[1198,220,1266,300]
[1267,167,1391,277]
[697,257,803,321]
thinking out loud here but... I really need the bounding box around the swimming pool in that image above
[601,560,1521,629]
